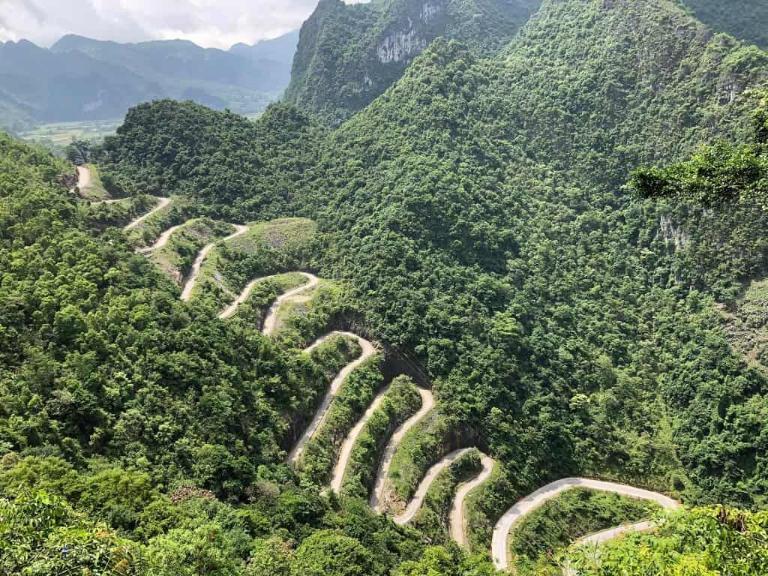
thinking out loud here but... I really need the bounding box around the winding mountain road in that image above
[124,197,172,231]
[261,272,320,336]
[126,201,679,571]
[330,385,392,494]
[491,478,681,571]
[180,224,249,302]
[137,222,188,254]
[287,332,377,466]
[449,453,495,548]
[575,520,655,547]
[394,448,475,525]
[371,388,435,513]
[218,277,265,319]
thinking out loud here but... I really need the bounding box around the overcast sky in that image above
[0,0,364,49]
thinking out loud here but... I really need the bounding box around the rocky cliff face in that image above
[285,0,542,125]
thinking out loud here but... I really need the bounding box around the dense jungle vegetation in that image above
[284,0,542,124]
[3,0,768,574]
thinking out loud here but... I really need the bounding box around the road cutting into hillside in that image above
[218,277,266,319]
[330,385,392,494]
[124,197,172,231]
[449,453,495,548]
[491,478,682,571]
[180,224,249,302]
[393,448,475,525]
[287,332,376,466]
[370,388,435,513]
[560,521,657,576]
[137,222,189,254]
[261,272,320,335]
[77,165,91,190]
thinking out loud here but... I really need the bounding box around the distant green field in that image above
[18,113,260,150]
[18,118,123,148]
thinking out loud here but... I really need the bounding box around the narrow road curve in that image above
[124,197,172,231]
[261,272,320,336]
[561,521,656,576]
[370,388,435,513]
[330,385,392,494]
[180,224,249,302]
[449,453,495,548]
[77,165,91,190]
[137,222,188,254]
[287,332,376,466]
[491,478,682,571]
[218,277,265,319]
[394,448,474,526]
[575,520,655,547]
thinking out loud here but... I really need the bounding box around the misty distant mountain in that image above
[230,29,300,68]
[0,30,298,132]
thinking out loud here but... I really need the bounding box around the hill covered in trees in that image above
[4,0,768,574]
[284,0,542,124]
[97,0,768,508]
[683,0,768,49]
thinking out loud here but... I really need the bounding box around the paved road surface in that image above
[124,197,172,231]
[394,448,475,525]
[218,277,266,319]
[180,225,249,302]
[491,478,681,571]
[330,385,392,494]
[449,454,495,547]
[287,332,377,465]
[370,388,434,513]
[262,273,320,336]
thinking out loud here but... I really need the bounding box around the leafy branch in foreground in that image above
[630,92,768,209]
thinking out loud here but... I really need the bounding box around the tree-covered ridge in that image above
[0,133,504,575]
[285,0,542,124]
[96,0,768,517]
[99,100,326,221]
[630,90,768,210]
[682,0,768,49]
[568,506,768,575]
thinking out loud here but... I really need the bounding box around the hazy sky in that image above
[0,0,364,49]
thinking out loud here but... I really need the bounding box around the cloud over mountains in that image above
[0,0,321,48]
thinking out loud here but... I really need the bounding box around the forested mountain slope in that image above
[101,0,768,515]
[9,0,768,572]
[0,133,501,575]
[683,0,768,49]
[295,0,768,510]
[99,100,325,220]
[284,0,542,124]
